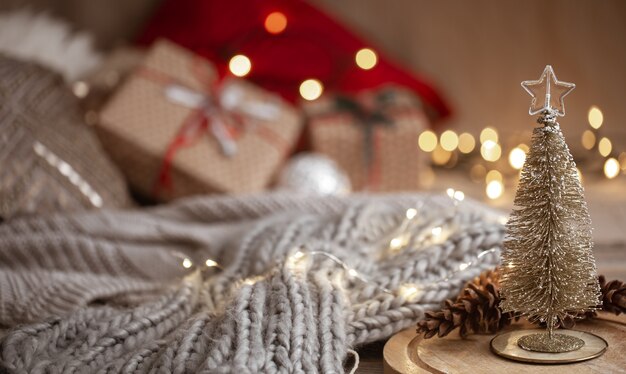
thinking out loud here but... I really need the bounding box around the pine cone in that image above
[417,270,625,339]
[469,268,500,289]
[600,275,626,315]
[417,271,513,338]
[585,275,626,317]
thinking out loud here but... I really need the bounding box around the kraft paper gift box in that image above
[305,88,430,191]
[98,40,302,201]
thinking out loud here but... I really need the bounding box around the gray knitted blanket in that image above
[0,193,503,373]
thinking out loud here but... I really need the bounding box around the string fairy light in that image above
[387,205,422,253]
[170,196,501,307]
[394,247,500,301]
[286,244,500,302]
[446,188,465,203]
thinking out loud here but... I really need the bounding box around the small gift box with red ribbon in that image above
[305,88,430,191]
[97,39,302,201]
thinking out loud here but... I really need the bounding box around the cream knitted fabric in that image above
[0,193,503,373]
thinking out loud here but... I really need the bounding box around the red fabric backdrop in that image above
[137,0,451,122]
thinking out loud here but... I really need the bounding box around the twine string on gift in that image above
[334,93,395,189]
[136,56,289,198]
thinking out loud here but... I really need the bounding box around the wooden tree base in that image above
[383,313,626,374]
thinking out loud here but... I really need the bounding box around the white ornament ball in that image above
[277,153,351,195]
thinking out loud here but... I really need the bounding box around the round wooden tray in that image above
[383,313,626,374]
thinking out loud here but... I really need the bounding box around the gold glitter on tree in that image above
[499,66,601,350]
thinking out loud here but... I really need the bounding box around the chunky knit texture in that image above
[0,193,503,373]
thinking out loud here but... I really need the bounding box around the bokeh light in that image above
[508,147,526,170]
[228,55,252,77]
[581,130,596,150]
[486,170,503,183]
[588,106,604,129]
[440,130,459,151]
[458,133,476,154]
[265,11,288,34]
[418,130,437,152]
[604,158,619,179]
[598,137,612,157]
[299,79,323,101]
[480,140,501,162]
[486,180,504,200]
[355,48,378,70]
[431,145,452,165]
[480,127,498,144]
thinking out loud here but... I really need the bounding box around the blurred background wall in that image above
[3,0,625,149]
[310,0,626,150]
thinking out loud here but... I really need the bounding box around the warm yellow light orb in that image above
[480,127,498,144]
[406,208,417,219]
[604,158,620,179]
[418,130,437,152]
[205,259,218,267]
[182,258,193,269]
[299,79,323,101]
[486,170,503,183]
[486,180,504,200]
[480,140,501,162]
[458,133,476,154]
[229,55,252,77]
[598,137,612,157]
[398,284,420,300]
[581,130,596,150]
[431,145,451,165]
[440,130,459,151]
[588,106,604,129]
[355,48,378,70]
[508,147,526,170]
[453,190,465,201]
[265,11,288,34]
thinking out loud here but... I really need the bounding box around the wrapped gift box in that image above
[98,40,302,201]
[305,88,430,191]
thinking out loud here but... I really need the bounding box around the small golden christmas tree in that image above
[498,65,601,353]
